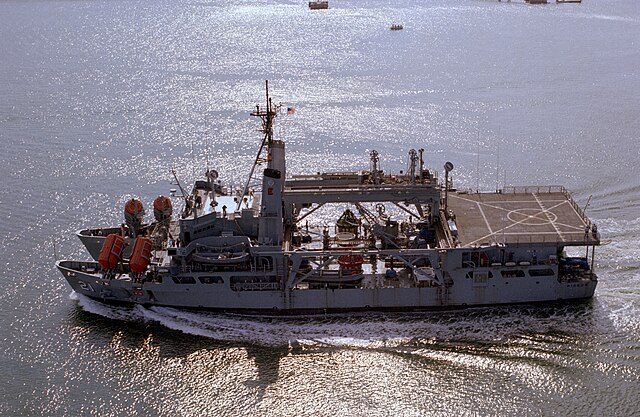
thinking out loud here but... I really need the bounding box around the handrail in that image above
[232,282,280,291]
[501,185,565,194]
[439,211,456,248]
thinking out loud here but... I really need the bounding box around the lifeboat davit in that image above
[153,195,172,221]
[98,233,126,270]
[129,237,153,273]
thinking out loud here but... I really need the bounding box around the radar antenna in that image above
[237,80,281,211]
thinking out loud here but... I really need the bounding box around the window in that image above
[466,271,494,279]
[198,276,224,284]
[501,270,525,278]
[172,276,196,284]
[529,269,555,277]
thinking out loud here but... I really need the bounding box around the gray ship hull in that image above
[57,260,597,314]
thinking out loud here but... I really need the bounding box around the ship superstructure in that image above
[56,83,600,313]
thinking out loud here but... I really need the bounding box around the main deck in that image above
[447,186,599,248]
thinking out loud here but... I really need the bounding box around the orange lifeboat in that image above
[153,195,172,221]
[125,198,144,216]
[124,198,145,224]
[98,233,126,270]
[129,237,153,273]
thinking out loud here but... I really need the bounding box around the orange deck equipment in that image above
[97,233,126,270]
[129,237,153,273]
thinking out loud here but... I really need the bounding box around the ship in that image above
[308,1,329,10]
[56,82,601,314]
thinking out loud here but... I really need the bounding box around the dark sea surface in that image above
[1,0,639,415]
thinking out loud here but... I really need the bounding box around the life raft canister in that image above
[153,195,172,221]
[337,254,364,270]
[129,236,153,273]
[98,233,126,270]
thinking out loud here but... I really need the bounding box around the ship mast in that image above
[237,80,279,211]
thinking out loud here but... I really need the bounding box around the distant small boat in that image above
[309,1,329,9]
[390,24,403,31]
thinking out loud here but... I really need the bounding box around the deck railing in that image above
[232,282,280,291]
[439,211,457,248]
[502,185,566,194]
[560,187,593,229]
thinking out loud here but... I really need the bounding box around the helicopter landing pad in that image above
[446,188,599,248]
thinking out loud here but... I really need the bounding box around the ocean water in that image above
[0,0,639,416]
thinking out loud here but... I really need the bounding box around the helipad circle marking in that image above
[506,208,557,225]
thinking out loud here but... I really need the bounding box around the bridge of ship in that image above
[446,186,600,248]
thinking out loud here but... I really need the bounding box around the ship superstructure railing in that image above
[502,185,566,194]
[479,233,597,246]
[470,233,593,246]
[560,188,595,230]
[286,173,439,188]
[232,282,281,291]
[438,211,456,248]
[175,263,254,273]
